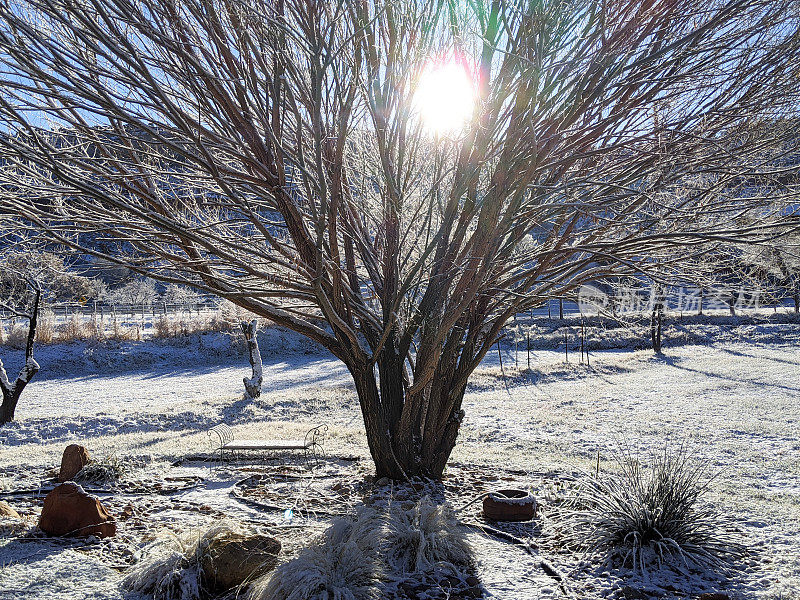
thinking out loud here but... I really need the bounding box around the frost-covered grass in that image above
[0,334,799,599]
[555,445,745,573]
[251,496,473,600]
[122,520,261,600]
[252,509,385,600]
[74,454,129,486]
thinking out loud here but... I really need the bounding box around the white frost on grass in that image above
[0,537,130,600]
[0,334,798,599]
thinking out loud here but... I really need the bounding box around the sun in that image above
[414,60,477,136]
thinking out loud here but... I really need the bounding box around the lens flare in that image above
[414,60,476,136]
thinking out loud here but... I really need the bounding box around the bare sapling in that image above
[0,280,40,424]
[242,319,263,399]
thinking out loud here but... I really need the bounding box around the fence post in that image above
[526,331,531,370]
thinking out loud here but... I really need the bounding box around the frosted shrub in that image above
[123,522,248,600]
[109,317,139,341]
[251,497,473,600]
[218,300,256,325]
[558,446,744,572]
[154,314,174,338]
[85,315,104,341]
[206,313,232,333]
[74,454,127,486]
[6,322,28,349]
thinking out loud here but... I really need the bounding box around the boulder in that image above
[0,500,20,519]
[59,444,90,482]
[200,533,280,592]
[38,482,116,538]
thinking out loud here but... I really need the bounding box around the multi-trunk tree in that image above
[0,0,798,477]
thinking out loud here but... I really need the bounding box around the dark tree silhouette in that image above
[0,0,798,476]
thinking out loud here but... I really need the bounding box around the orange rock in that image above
[38,482,116,538]
[59,444,90,482]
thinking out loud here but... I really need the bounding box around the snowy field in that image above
[0,326,798,599]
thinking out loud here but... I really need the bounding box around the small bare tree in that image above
[107,279,159,308]
[241,319,263,399]
[0,272,40,424]
[0,0,798,476]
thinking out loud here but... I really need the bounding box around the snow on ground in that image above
[0,327,798,599]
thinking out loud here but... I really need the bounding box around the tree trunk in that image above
[241,319,263,399]
[349,355,467,480]
[0,289,40,425]
[1,386,24,423]
[651,300,663,354]
[793,292,798,314]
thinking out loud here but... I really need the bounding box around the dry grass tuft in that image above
[74,454,128,486]
[6,322,28,349]
[555,445,745,573]
[250,496,473,600]
[154,315,174,338]
[61,314,86,342]
[122,522,251,600]
[85,315,105,341]
[35,310,55,344]
[254,513,384,600]
[383,496,472,575]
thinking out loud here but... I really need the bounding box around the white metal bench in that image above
[207,423,326,467]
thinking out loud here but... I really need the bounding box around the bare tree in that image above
[162,283,202,306]
[107,279,159,307]
[0,0,798,477]
[0,266,40,424]
[241,319,263,399]
[739,236,800,312]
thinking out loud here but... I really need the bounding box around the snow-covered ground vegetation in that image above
[0,321,798,599]
[122,521,260,600]
[554,446,745,573]
[252,496,474,600]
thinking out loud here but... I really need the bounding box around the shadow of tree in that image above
[249,485,482,600]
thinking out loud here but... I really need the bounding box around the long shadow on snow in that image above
[656,354,800,394]
[717,345,800,367]
[33,354,347,396]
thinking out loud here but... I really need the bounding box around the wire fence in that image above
[0,296,221,323]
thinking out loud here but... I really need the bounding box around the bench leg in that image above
[307,443,323,469]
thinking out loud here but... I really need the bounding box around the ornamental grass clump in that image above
[383,496,472,576]
[252,511,385,600]
[559,446,744,573]
[250,496,473,600]
[74,454,127,486]
[122,522,248,600]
